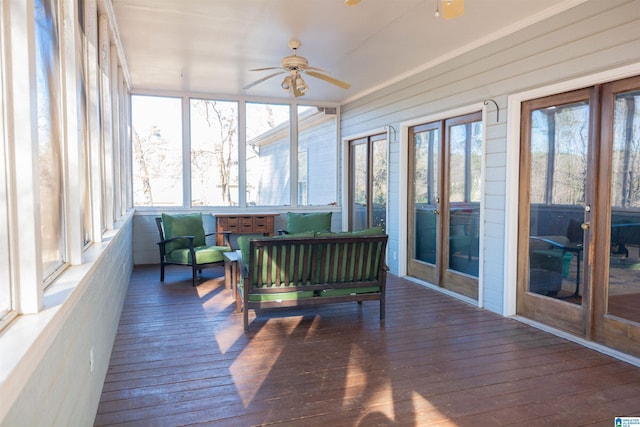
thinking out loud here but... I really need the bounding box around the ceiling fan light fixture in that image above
[281,75,292,90]
[295,76,308,94]
[344,0,361,6]
[441,0,464,19]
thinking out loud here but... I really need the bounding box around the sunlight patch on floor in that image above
[213,319,242,354]
[230,317,303,407]
[343,344,367,408]
[200,287,232,312]
[411,390,449,424]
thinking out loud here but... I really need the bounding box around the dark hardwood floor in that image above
[95,265,640,426]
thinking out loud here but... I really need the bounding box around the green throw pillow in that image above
[286,212,332,234]
[162,213,206,253]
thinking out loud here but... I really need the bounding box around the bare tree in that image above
[133,126,181,205]
[191,100,237,205]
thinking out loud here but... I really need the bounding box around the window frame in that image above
[131,93,340,210]
[0,2,15,327]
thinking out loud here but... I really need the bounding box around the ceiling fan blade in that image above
[305,70,351,90]
[243,71,285,90]
[249,66,282,72]
[302,65,330,73]
[442,0,464,20]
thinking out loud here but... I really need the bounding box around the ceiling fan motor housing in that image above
[281,55,308,70]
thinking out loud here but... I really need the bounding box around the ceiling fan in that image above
[436,0,464,19]
[346,0,464,20]
[243,40,351,98]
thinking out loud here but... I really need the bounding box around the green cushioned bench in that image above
[237,231,388,332]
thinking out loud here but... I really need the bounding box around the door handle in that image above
[581,222,590,230]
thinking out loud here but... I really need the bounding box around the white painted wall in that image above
[340,0,640,314]
[0,215,133,426]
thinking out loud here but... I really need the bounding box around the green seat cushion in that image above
[286,212,332,234]
[162,213,206,253]
[318,286,380,297]
[166,245,231,264]
[246,290,314,302]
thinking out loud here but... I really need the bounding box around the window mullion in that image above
[62,0,83,265]
[236,100,246,208]
[7,0,44,312]
[85,0,103,241]
[183,96,191,208]
[291,103,298,207]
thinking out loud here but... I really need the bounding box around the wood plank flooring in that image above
[95,265,640,426]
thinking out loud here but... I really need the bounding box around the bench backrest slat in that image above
[245,235,387,292]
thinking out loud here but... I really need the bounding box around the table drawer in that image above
[215,214,276,240]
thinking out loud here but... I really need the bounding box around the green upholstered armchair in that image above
[278,212,332,234]
[156,213,232,286]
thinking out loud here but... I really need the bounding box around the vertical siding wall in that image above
[340,0,640,314]
[1,215,133,426]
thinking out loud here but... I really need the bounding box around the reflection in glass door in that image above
[408,112,482,299]
[594,78,640,357]
[606,89,640,322]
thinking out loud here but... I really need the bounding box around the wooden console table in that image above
[214,213,278,245]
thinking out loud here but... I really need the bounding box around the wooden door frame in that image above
[592,75,640,356]
[407,112,482,299]
[505,63,640,318]
[347,133,388,232]
[517,88,597,336]
[407,121,442,285]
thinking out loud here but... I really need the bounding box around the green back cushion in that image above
[240,233,315,286]
[315,227,385,281]
[287,212,332,234]
[238,232,315,265]
[162,213,206,253]
[315,226,384,238]
[237,235,253,265]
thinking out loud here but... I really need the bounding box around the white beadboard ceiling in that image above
[112,0,587,103]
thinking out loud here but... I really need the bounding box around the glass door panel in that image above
[447,121,481,278]
[413,127,440,266]
[607,90,640,324]
[408,112,481,299]
[349,135,388,232]
[527,101,589,304]
[520,77,640,356]
[350,140,367,231]
[518,88,594,337]
[371,136,387,231]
